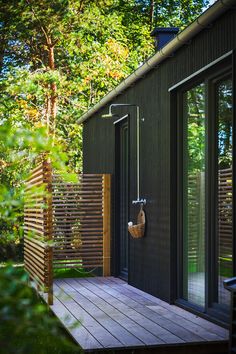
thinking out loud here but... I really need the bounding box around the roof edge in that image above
[77,0,235,125]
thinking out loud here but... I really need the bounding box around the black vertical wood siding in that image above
[83,9,236,302]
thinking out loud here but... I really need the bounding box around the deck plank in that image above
[92,277,228,341]
[119,280,228,339]
[49,277,228,352]
[55,280,145,347]
[63,278,185,344]
[72,278,206,343]
[56,278,166,345]
[53,283,123,349]
[83,277,227,342]
[50,296,102,350]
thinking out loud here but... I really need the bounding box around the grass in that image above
[188,260,232,278]
[54,267,94,278]
[0,262,24,268]
[1,261,95,278]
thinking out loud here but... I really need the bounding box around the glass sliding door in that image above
[216,77,233,307]
[178,63,233,322]
[182,83,206,308]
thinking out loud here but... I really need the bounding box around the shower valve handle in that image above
[132,198,146,205]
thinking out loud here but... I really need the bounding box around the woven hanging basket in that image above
[128,206,146,239]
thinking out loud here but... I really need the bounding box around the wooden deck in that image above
[49,277,229,353]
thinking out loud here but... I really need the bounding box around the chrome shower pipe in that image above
[102,103,146,205]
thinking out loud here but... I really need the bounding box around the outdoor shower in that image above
[102,103,146,206]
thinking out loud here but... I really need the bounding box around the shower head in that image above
[101,113,114,118]
[101,103,134,119]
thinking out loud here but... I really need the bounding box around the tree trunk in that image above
[0,34,7,75]
[149,0,155,30]
[47,38,57,140]
[45,93,51,131]
[26,2,57,140]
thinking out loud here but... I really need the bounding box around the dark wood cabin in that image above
[78,0,236,326]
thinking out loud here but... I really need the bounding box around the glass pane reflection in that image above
[217,78,233,307]
[183,83,205,307]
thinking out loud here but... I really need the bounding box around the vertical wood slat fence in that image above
[24,160,111,305]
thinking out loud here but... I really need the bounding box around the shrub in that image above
[0,264,81,354]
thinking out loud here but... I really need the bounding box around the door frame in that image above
[114,114,130,280]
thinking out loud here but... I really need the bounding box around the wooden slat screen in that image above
[24,161,111,304]
[24,160,53,305]
[52,174,106,270]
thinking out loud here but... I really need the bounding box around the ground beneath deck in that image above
[50,277,228,353]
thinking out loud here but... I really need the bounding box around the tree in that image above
[134,0,210,29]
[0,0,154,171]
[1,0,209,142]
[0,0,209,251]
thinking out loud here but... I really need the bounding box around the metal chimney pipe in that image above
[150,27,179,51]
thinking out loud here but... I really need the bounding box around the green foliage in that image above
[0,118,75,249]
[186,79,233,174]
[218,79,233,169]
[119,0,209,32]
[0,0,209,253]
[151,0,209,29]
[1,0,210,147]
[0,264,81,354]
[186,83,205,173]
[0,0,209,172]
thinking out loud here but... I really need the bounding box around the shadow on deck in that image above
[48,276,229,353]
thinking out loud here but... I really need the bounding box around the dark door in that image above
[117,118,129,280]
